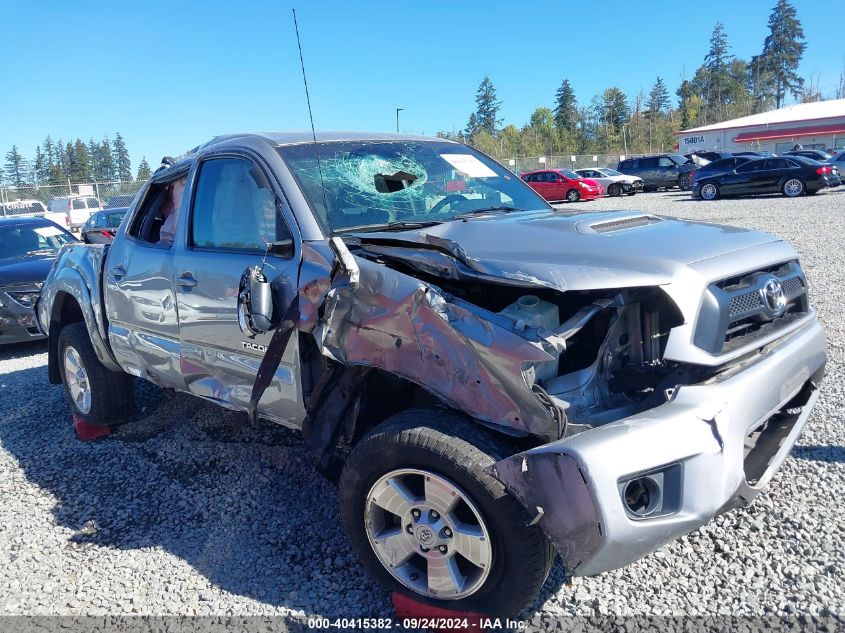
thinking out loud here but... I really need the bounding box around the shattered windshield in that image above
[277,140,549,233]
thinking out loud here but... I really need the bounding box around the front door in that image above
[172,154,304,425]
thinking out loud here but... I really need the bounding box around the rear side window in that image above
[190,157,290,252]
[72,199,86,210]
[765,159,788,169]
[639,158,659,168]
[737,160,766,173]
[619,160,634,170]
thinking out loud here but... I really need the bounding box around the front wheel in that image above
[339,409,553,617]
[58,322,134,426]
[700,183,720,200]
[783,178,804,197]
[566,188,580,202]
[608,183,622,197]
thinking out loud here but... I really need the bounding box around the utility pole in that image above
[396,108,404,133]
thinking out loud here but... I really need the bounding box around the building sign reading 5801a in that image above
[684,136,705,145]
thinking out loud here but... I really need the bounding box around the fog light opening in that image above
[623,476,661,517]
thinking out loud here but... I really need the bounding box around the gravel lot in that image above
[0,189,843,628]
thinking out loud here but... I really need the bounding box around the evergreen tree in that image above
[112,132,132,180]
[64,142,79,183]
[71,139,91,181]
[99,138,115,181]
[600,87,630,130]
[464,113,480,138]
[472,77,502,135]
[758,0,807,108]
[553,79,579,134]
[5,146,30,188]
[42,136,55,176]
[647,77,670,119]
[704,22,732,120]
[136,157,152,181]
[33,146,47,185]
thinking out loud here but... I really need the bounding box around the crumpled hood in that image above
[355,210,781,292]
[0,255,56,287]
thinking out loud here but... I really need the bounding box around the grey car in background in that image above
[617,154,695,191]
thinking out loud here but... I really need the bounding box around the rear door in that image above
[104,176,185,388]
[637,157,659,186]
[172,153,304,425]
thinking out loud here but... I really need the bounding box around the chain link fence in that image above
[497,154,638,174]
[0,180,146,216]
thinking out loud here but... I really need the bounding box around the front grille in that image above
[590,215,661,233]
[694,260,809,355]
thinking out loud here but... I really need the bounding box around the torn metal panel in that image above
[310,253,563,441]
[490,452,602,574]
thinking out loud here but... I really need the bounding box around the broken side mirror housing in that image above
[267,238,294,259]
[238,266,277,337]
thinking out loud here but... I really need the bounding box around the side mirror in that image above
[237,266,277,336]
[267,238,294,259]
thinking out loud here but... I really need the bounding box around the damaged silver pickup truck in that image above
[36,132,827,616]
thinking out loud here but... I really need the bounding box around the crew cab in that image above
[36,132,827,616]
[617,154,695,191]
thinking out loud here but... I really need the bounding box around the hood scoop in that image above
[579,215,663,235]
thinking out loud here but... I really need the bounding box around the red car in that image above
[521,168,603,202]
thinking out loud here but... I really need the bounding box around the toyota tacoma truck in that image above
[36,132,827,616]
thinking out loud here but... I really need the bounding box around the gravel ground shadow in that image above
[0,362,565,617]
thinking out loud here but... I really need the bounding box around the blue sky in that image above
[1,0,840,170]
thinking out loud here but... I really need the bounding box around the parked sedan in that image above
[692,156,838,200]
[81,208,128,244]
[0,216,78,345]
[521,169,603,202]
[689,156,754,186]
[783,149,833,162]
[574,168,643,196]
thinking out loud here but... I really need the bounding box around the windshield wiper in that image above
[335,220,442,234]
[454,205,521,219]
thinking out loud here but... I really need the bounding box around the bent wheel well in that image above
[47,292,85,384]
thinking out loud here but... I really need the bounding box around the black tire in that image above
[678,174,691,191]
[608,183,622,197]
[57,322,134,426]
[566,188,580,202]
[339,409,554,617]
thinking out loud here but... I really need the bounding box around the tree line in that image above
[443,0,821,160]
[2,133,152,189]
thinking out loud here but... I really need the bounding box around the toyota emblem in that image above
[760,278,787,317]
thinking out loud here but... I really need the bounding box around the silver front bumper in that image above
[491,316,827,577]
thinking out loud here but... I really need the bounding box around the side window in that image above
[764,159,787,169]
[619,160,634,170]
[737,160,765,173]
[639,157,659,168]
[128,179,181,246]
[191,157,289,252]
[72,199,86,210]
[657,157,674,167]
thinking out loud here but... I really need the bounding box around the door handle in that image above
[109,265,126,281]
[177,272,199,288]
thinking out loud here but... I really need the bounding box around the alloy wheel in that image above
[63,346,92,414]
[365,468,492,600]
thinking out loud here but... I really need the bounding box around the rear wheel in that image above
[678,174,691,190]
[566,188,580,202]
[783,178,804,197]
[608,183,622,197]
[339,409,553,617]
[700,183,720,200]
[58,322,134,426]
